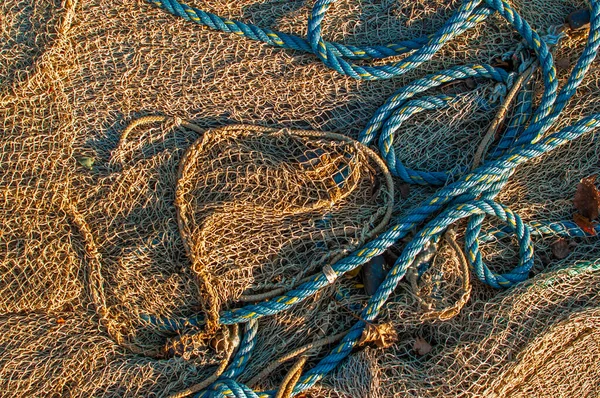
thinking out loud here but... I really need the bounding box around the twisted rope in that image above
[131,1,600,396]
[149,0,492,68]
[170,325,240,398]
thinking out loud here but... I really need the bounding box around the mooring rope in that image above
[134,1,600,396]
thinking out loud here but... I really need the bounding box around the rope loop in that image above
[306,0,485,79]
[132,1,600,396]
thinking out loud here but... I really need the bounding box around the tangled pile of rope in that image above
[97,0,600,396]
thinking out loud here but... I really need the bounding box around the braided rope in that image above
[134,1,600,396]
[149,0,492,65]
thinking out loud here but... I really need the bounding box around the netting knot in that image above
[358,322,398,349]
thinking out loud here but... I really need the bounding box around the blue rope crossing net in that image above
[140,0,600,396]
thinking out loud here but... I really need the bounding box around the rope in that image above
[471,62,538,170]
[124,1,600,396]
[246,332,346,389]
[274,357,307,398]
[416,228,472,322]
[170,325,240,398]
[148,0,492,73]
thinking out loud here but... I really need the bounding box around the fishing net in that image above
[173,124,392,328]
[1,0,599,396]
[0,0,69,89]
[89,119,392,356]
[325,260,600,398]
[0,311,220,396]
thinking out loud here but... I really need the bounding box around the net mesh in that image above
[175,125,391,327]
[324,260,600,398]
[0,0,66,88]
[1,0,599,396]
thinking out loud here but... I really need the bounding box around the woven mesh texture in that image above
[176,126,391,321]
[1,0,599,396]
[325,260,600,398]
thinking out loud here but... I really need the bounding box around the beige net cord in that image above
[275,356,308,398]
[2,1,600,396]
[246,332,347,389]
[483,307,600,397]
[1,0,77,92]
[95,117,395,352]
[67,195,164,356]
[409,228,472,322]
[169,324,240,398]
[174,123,394,329]
[65,115,213,355]
[59,0,77,38]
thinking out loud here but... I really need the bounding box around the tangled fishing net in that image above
[1,0,599,397]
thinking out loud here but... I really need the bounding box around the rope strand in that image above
[126,1,600,396]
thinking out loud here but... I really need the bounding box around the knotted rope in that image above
[126,1,600,396]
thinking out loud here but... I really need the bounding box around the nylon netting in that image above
[1,0,599,397]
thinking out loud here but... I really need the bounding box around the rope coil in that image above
[115,1,600,396]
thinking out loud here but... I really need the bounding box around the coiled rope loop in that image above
[150,0,492,67]
[307,0,483,79]
[360,65,512,185]
[139,0,600,397]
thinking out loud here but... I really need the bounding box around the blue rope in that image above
[142,0,600,396]
[149,0,492,67]
[221,320,258,380]
[481,220,600,242]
